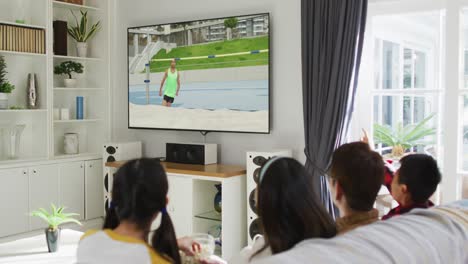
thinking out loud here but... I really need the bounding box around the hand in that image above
[177,236,201,257]
[361,129,369,144]
[159,90,162,97]
[176,91,179,96]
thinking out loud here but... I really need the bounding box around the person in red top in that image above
[382,154,441,220]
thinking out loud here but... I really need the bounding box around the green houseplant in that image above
[0,55,15,109]
[54,61,84,88]
[373,113,437,158]
[67,10,101,57]
[31,204,81,253]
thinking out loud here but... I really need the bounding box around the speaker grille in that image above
[253,156,267,166]
[249,189,257,214]
[249,218,262,239]
[104,174,108,192]
[106,146,116,155]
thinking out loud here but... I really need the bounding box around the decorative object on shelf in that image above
[31,204,81,253]
[0,123,26,159]
[0,24,46,54]
[54,108,60,120]
[14,0,28,24]
[53,21,68,56]
[68,11,101,57]
[76,96,84,119]
[208,224,222,247]
[214,184,222,214]
[64,133,79,154]
[9,106,24,110]
[373,113,437,158]
[27,73,38,109]
[60,108,70,120]
[54,61,83,88]
[0,55,15,110]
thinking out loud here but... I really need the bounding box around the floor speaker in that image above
[246,150,292,245]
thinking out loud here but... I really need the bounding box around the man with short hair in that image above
[328,142,385,234]
[159,58,181,107]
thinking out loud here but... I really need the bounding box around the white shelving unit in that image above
[0,0,110,164]
[0,0,109,239]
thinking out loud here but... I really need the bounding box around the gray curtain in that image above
[301,0,368,218]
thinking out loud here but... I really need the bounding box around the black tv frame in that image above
[127,12,271,134]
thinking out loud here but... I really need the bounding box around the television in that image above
[128,13,270,133]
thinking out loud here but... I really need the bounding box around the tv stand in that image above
[105,161,246,260]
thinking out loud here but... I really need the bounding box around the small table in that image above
[0,229,82,264]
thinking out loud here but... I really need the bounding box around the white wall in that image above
[111,0,304,165]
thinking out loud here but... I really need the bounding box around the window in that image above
[461,10,468,199]
[352,7,449,201]
[372,34,440,157]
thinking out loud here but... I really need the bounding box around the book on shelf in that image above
[0,23,45,54]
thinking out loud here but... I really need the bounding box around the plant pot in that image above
[76,42,88,57]
[64,79,77,88]
[45,228,61,253]
[0,93,8,109]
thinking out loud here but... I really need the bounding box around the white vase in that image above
[64,79,77,88]
[76,42,88,57]
[0,93,8,109]
[64,133,79,154]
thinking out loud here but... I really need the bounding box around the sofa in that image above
[253,200,468,264]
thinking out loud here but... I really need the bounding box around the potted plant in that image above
[68,10,101,57]
[373,113,437,158]
[0,55,15,110]
[54,61,84,88]
[31,204,81,253]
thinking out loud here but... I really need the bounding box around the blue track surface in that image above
[129,80,268,111]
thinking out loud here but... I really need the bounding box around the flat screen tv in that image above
[128,13,270,133]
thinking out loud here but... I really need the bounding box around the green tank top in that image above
[165,68,178,97]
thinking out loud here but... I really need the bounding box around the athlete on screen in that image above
[158,58,181,107]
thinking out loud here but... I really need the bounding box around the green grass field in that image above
[149,36,269,73]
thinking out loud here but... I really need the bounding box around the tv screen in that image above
[128,13,270,133]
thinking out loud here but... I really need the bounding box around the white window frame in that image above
[351,0,466,202]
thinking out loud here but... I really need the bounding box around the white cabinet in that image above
[167,175,193,237]
[0,158,104,237]
[0,168,29,237]
[85,160,104,220]
[29,165,60,230]
[59,161,85,221]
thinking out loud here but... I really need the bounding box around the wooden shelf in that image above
[53,55,102,62]
[106,161,246,178]
[54,119,102,124]
[0,109,47,113]
[52,1,101,12]
[0,21,46,30]
[54,87,104,91]
[0,50,46,57]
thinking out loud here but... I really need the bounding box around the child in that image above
[382,154,441,220]
[77,159,199,264]
[229,157,337,263]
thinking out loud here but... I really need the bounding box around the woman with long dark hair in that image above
[77,158,197,264]
[215,157,336,263]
